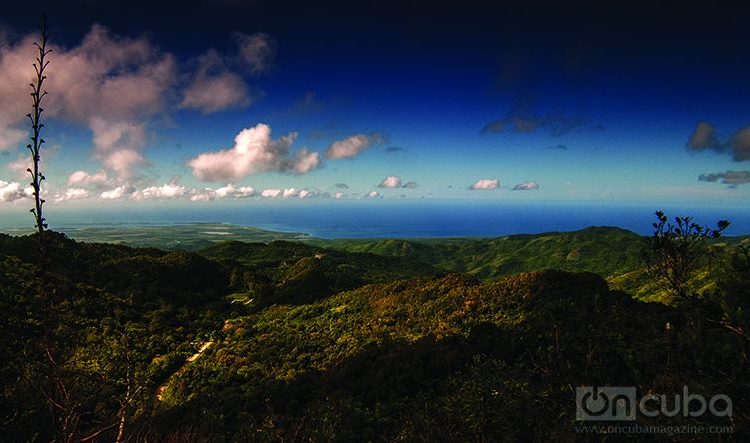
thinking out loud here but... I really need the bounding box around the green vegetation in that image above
[0,221,748,441]
[0,223,311,250]
[320,226,647,279]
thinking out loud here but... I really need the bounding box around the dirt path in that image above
[156,340,214,401]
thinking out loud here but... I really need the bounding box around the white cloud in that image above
[0,25,276,179]
[261,188,282,198]
[180,71,250,114]
[68,169,109,187]
[334,191,345,199]
[180,50,251,114]
[189,183,256,202]
[378,175,402,188]
[215,183,255,198]
[89,118,150,179]
[189,193,212,202]
[100,185,131,200]
[512,181,539,191]
[0,25,177,177]
[365,190,381,198]
[292,148,321,174]
[130,182,186,201]
[188,123,321,182]
[179,33,274,114]
[54,188,90,202]
[298,189,315,199]
[470,178,499,190]
[377,175,418,189]
[0,180,31,202]
[283,187,299,198]
[325,134,383,159]
[258,187,321,199]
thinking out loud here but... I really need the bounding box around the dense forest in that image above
[0,222,748,441]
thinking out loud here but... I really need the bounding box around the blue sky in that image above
[0,0,749,218]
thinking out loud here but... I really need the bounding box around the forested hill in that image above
[0,229,747,441]
[326,226,747,281]
[318,226,646,279]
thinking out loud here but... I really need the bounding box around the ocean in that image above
[1,200,749,239]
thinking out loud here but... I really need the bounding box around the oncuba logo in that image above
[576,386,732,421]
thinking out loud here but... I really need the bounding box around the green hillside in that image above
[0,230,747,441]
[321,226,646,278]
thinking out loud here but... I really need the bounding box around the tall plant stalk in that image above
[27,15,51,236]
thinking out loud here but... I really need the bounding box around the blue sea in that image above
[1,200,749,238]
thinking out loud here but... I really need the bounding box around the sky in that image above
[0,0,749,217]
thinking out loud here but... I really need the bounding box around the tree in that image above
[718,245,750,344]
[642,210,729,302]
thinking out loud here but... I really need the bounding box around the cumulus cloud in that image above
[68,169,109,187]
[698,170,750,186]
[0,25,277,178]
[283,187,299,198]
[512,181,539,190]
[686,121,750,162]
[470,178,499,190]
[377,175,418,189]
[0,25,177,178]
[325,133,384,159]
[257,187,321,199]
[100,185,132,200]
[299,189,319,199]
[188,123,321,182]
[0,180,31,202]
[378,175,402,188]
[54,188,90,202]
[180,50,251,114]
[291,147,321,174]
[180,32,274,114]
[190,183,256,201]
[130,181,186,201]
[365,190,381,198]
[334,191,345,199]
[261,188,282,198]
